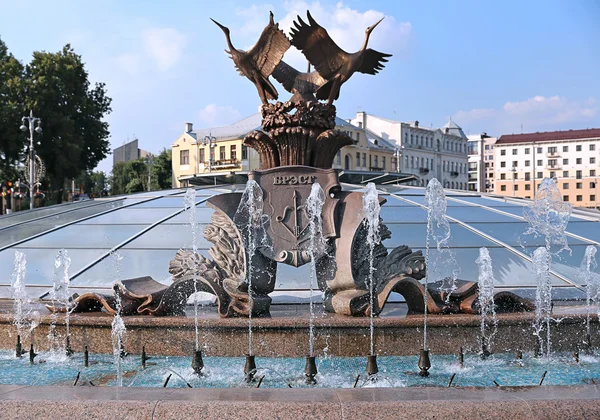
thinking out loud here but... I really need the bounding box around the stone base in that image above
[0,304,597,357]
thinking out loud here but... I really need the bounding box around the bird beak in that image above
[210,18,228,32]
[369,16,384,32]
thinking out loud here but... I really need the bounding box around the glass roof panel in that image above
[166,207,216,224]
[384,223,495,248]
[565,222,600,244]
[467,222,589,247]
[122,224,211,249]
[0,247,108,287]
[76,208,175,225]
[128,197,189,208]
[0,200,112,227]
[13,225,144,249]
[446,206,523,223]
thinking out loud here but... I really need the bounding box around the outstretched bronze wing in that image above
[358,49,392,75]
[290,11,347,80]
[272,60,326,95]
[248,14,291,79]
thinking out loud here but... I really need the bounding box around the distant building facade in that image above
[494,128,600,208]
[349,112,469,189]
[113,139,150,167]
[171,114,399,188]
[467,133,497,192]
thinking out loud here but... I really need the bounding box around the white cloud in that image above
[142,27,188,72]
[455,96,599,135]
[198,104,242,126]
[235,2,411,69]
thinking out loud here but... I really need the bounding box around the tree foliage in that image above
[150,148,172,191]
[108,150,173,196]
[0,39,112,201]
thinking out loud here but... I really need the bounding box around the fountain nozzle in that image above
[142,346,149,369]
[244,354,257,383]
[65,336,73,357]
[366,354,379,377]
[480,337,491,360]
[84,345,89,367]
[192,349,204,376]
[29,344,37,364]
[573,349,580,364]
[15,335,25,358]
[458,346,464,368]
[418,349,431,377]
[584,333,593,355]
[304,356,318,385]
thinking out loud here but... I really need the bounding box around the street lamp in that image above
[202,134,217,172]
[511,166,517,197]
[394,145,404,173]
[20,111,42,210]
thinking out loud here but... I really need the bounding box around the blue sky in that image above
[1,0,599,173]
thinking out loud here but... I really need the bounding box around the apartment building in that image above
[349,112,469,189]
[467,133,497,192]
[494,128,600,208]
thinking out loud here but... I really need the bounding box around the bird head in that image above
[210,18,230,36]
[269,11,274,25]
[366,16,385,35]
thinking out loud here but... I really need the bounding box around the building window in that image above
[525,160,530,166]
[525,184,531,191]
[525,172,531,181]
[219,146,226,160]
[513,172,518,179]
[591,157,596,164]
[577,195,583,202]
[525,148,530,154]
[374,155,379,168]
[550,171,555,179]
[500,173,506,180]
[382,156,386,170]
[500,149,506,156]
[548,159,558,168]
[336,151,341,165]
[362,153,366,168]
[563,195,569,202]
[230,145,237,160]
[500,161,506,168]
[577,182,582,189]
[512,149,518,155]
[242,145,248,160]
[514,184,519,191]
[563,145,569,152]
[590,144,596,151]
[537,160,543,166]
[548,146,557,154]
[180,150,189,165]
[563,159,569,165]
[563,171,569,177]
[537,172,543,178]
[576,170,582,179]
[563,183,569,189]
[591,182,597,189]
[591,195,596,202]
[501,185,506,191]
[356,152,360,165]
[537,147,543,153]
[576,158,582,164]
[512,161,518,167]
[591,170,596,177]
[576,145,582,151]
[199,148,205,164]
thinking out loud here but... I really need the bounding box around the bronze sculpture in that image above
[211,12,290,105]
[290,11,392,104]
[70,10,533,319]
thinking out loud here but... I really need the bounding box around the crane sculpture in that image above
[290,11,392,105]
[211,12,290,105]
[271,60,327,103]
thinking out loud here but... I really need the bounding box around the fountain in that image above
[48,249,73,357]
[533,247,553,357]
[304,182,325,384]
[476,247,497,358]
[579,246,599,353]
[10,251,30,358]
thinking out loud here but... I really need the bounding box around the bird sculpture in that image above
[271,61,327,103]
[290,11,391,105]
[211,12,290,105]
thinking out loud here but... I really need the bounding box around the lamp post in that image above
[202,134,217,172]
[511,166,517,197]
[394,145,404,173]
[20,111,42,210]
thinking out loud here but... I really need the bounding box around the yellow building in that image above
[172,113,407,187]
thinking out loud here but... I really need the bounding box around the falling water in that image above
[579,246,599,341]
[523,178,572,253]
[48,249,72,355]
[533,247,552,357]
[305,183,326,357]
[10,251,31,341]
[110,251,126,386]
[423,179,453,350]
[184,188,200,351]
[362,183,381,356]
[475,247,497,357]
[233,180,265,356]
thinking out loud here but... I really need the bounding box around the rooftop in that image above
[497,128,600,145]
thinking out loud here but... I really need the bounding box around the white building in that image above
[349,112,469,189]
[467,133,497,192]
[494,128,600,207]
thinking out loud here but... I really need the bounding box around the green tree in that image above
[150,148,172,190]
[109,159,149,195]
[22,44,112,202]
[90,171,107,196]
[0,37,25,182]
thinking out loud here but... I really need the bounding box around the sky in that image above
[1,0,599,174]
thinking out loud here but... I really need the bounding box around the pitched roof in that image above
[441,118,467,139]
[497,128,600,145]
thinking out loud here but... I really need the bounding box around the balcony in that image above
[545,163,562,170]
[202,159,240,170]
[419,167,429,175]
[450,171,459,178]
[546,151,561,158]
